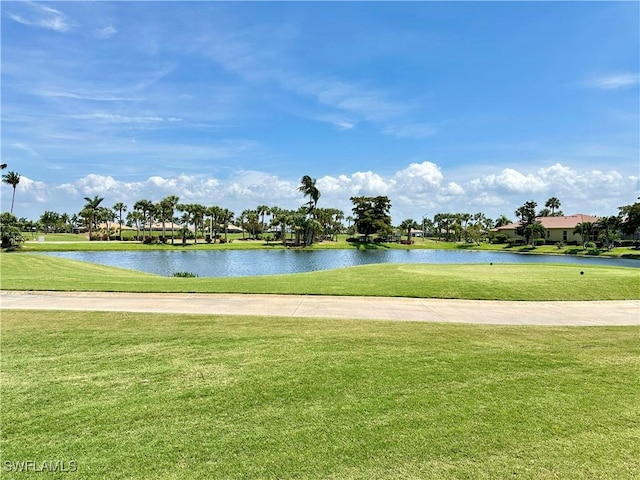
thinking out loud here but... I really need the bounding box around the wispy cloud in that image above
[7,2,73,33]
[587,74,640,90]
[32,89,139,102]
[68,113,183,124]
[383,123,438,139]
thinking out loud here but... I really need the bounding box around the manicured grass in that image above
[1,252,638,300]
[2,310,638,479]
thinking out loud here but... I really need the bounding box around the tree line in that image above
[1,167,639,249]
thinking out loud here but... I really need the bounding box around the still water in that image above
[40,249,639,277]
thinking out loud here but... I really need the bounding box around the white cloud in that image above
[8,2,73,32]
[8,161,638,226]
[588,74,640,90]
[470,168,547,194]
[394,162,444,192]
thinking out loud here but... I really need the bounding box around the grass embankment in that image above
[2,310,638,479]
[1,253,638,300]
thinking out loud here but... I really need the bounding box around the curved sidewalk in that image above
[1,291,639,326]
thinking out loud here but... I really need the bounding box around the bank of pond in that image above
[39,249,639,278]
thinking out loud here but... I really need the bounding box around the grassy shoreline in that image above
[1,253,638,300]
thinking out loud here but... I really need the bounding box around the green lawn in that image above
[1,252,638,300]
[2,310,638,479]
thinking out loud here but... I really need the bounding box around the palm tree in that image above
[112,202,127,241]
[2,171,21,214]
[298,175,320,213]
[573,221,595,248]
[256,205,271,239]
[133,199,154,241]
[399,219,419,243]
[1,163,7,169]
[220,208,234,243]
[545,197,561,216]
[82,195,104,240]
[161,195,179,244]
[524,222,547,247]
[492,215,509,229]
[596,216,621,250]
[127,210,143,241]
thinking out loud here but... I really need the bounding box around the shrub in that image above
[534,239,545,246]
[171,271,198,278]
[555,242,566,249]
[585,241,596,249]
[492,233,509,244]
[345,237,358,243]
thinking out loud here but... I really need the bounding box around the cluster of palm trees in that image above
[573,216,624,250]
[76,176,346,245]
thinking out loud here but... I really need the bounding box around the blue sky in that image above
[2,1,638,223]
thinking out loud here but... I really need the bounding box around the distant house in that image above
[496,214,599,244]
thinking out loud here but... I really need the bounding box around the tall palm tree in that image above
[545,197,561,216]
[298,175,320,213]
[298,176,321,245]
[1,163,7,169]
[399,219,419,243]
[160,195,179,244]
[133,199,154,241]
[220,208,234,243]
[126,210,144,241]
[112,202,127,241]
[2,171,21,214]
[256,205,271,239]
[83,195,104,240]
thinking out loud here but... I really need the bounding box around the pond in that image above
[40,249,639,277]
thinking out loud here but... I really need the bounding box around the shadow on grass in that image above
[455,243,481,250]
[350,241,390,250]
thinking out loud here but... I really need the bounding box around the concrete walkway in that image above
[1,291,639,326]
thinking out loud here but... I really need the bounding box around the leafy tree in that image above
[515,201,538,244]
[618,202,640,237]
[39,211,61,233]
[350,196,392,242]
[2,171,20,214]
[0,212,24,248]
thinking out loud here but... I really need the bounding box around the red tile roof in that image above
[498,214,599,230]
